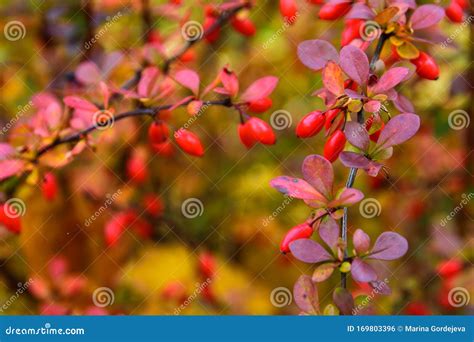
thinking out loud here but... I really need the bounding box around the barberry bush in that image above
[0,0,471,315]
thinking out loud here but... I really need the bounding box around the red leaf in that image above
[322,61,345,96]
[240,76,278,102]
[174,69,200,95]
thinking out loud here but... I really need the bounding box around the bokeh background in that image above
[0,0,472,315]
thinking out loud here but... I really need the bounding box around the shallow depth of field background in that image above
[0,0,472,315]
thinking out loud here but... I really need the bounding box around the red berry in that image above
[238,123,256,148]
[323,130,346,162]
[133,218,153,239]
[341,19,363,46]
[246,117,276,146]
[42,172,58,201]
[104,214,128,246]
[175,129,205,157]
[445,1,464,23]
[280,223,313,254]
[0,203,22,234]
[198,251,216,279]
[142,194,164,218]
[405,301,431,315]
[454,0,468,9]
[280,0,298,24]
[148,121,169,145]
[437,259,463,279]
[179,49,196,63]
[296,110,325,138]
[203,16,220,43]
[318,2,351,20]
[344,79,358,91]
[324,108,343,132]
[151,140,175,157]
[126,150,149,184]
[410,52,440,80]
[231,16,256,36]
[248,97,273,113]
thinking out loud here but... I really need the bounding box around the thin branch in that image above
[36,99,233,158]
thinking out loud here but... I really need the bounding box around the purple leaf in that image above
[319,217,339,250]
[240,76,278,102]
[393,94,414,113]
[371,67,409,94]
[293,275,319,314]
[346,3,375,19]
[270,176,325,201]
[410,5,444,30]
[301,155,333,198]
[332,287,354,315]
[351,258,378,282]
[75,61,102,85]
[339,45,369,85]
[174,69,200,95]
[322,62,344,96]
[353,229,371,255]
[297,40,339,71]
[330,188,364,207]
[370,232,408,260]
[377,113,420,149]
[345,122,370,151]
[289,239,333,264]
[340,152,371,169]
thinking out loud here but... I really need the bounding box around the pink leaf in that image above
[0,143,15,160]
[346,3,375,19]
[332,287,354,315]
[353,229,371,255]
[293,275,319,314]
[371,67,409,94]
[289,239,333,263]
[240,76,278,102]
[322,62,345,96]
[351,258,378,282]
[297,40,339,71]
[330,187,364,207]
[63,96,98,112]
[270,176,325,201]
[138,67,160,99]
[339,45,369,85]
[370,232,408,260]
[377,113,420,149]
[220,68,239,97]
[319,217,340,250]
[340,152,371,168]
[0,159,24,181]
[363,100,381,113]
[344,122,370,151]
[301,154,333,199]
[174,69,200,95]
[75,61,102,85]
[410,5,444,30]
